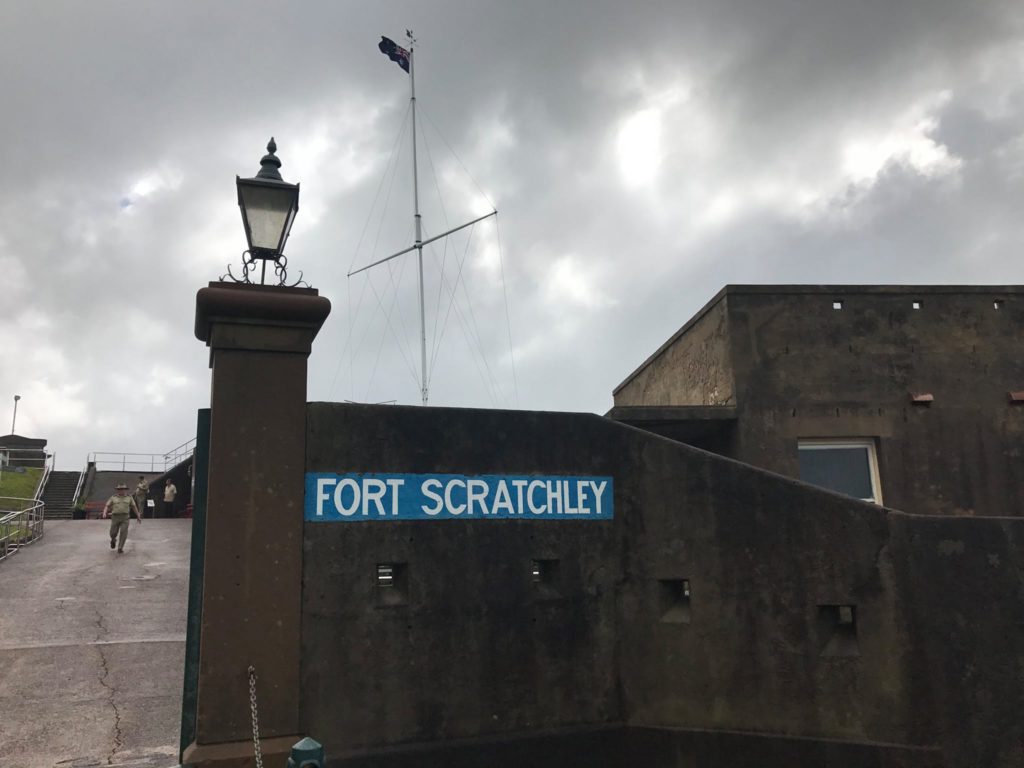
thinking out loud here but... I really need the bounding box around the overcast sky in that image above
[2,0,1023,470]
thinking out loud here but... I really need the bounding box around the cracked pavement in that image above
[0,520,191,767]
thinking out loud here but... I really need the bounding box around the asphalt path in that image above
[0,519,191,768]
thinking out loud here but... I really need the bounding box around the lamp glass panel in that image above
[239,184,294,252]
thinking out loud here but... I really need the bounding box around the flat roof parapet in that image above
[613,284,1023,396]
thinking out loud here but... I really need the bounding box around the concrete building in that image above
[610,285,1024,517]
[183,282,1024,768]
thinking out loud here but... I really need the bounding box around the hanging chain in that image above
[248,665,264,768]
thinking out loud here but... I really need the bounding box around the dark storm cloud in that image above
[1,0,1022,465]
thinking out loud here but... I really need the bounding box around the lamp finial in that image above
[256,137,283,181]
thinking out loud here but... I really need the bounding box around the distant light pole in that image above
[222,137,304,287]
[11,395,20,434]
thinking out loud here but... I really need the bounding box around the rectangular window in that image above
[798,439,882,504]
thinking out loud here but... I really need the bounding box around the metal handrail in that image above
[0,446,51,488]
[0,449,52,495]
[70,468,86,509]
[0,497,45,564]
[163,436,197,468]
[33,454,54,500]
[87,448,195,473]
[0,446,51,469]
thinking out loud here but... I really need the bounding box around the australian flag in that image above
[378,36,410,73]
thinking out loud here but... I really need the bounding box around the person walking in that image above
[163,479,177,518]
[134,475,149,518]
[102,483,141,553]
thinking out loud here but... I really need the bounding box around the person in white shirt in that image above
[163,480,177,517]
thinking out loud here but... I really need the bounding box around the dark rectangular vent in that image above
[818,604,859,657]
[658,578,692,624]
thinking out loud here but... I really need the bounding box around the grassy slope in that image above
[0,467,43,511]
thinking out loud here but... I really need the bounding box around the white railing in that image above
[34,454,54,500]
[88,440,196,473]
[163,436,197,469]
[0,449,53,500]
[0,446,50,470]
[0,497,45,563]
[70,468,86,509]
[0,447,52,487]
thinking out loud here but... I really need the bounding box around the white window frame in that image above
[797,439,883,505]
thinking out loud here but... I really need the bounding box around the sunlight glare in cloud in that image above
[841,92,961,184]
[472,242,501,279]
[120,167,184,212]
[543,253,613,309]
[132,168,183,197]
[617,108,662,188]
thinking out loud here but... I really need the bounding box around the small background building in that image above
[0,434,48,469]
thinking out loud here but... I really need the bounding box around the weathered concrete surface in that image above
[615,292,734,408]
[302,403,1024,767]
[0,520,190,768]
[612,285,1024,518]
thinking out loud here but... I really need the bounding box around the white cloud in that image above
[841,92,962,184]
[0,255,29,305]
[1,0,1023,463]
[543,253,615,310]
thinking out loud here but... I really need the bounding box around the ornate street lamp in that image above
[225,138,304,286]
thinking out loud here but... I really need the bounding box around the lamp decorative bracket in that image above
[221,249,308,288]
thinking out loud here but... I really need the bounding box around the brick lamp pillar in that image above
[183,281,330,768]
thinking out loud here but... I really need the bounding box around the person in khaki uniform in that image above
[134,476,149,519]
[102,483,141,553]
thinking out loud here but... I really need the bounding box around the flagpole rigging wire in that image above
[420,127,452,364]
[495,215,520,407]
[419,103,516,407]
[425,224,504,407]
[333,103,411,401]
[351,31,510,407]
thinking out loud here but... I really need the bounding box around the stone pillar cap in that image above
[195,282,331,343]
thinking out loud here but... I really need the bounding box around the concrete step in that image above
[40,471,83,519]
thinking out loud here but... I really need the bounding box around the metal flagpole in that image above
[409,35,428,406]
[351,32,497,406]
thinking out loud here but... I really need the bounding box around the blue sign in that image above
[305,472,613,521]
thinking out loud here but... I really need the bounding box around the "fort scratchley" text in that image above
[305,473,614,521]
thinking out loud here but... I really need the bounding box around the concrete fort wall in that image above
[724,287,1024,517]
[614,292,734,408]
[302,404,622,758]
[300,402,1024,767]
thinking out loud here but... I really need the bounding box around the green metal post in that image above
[178,408,211,761]
[287,736,325,768]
